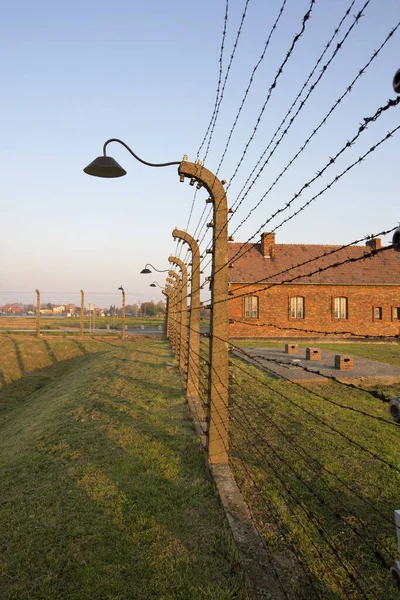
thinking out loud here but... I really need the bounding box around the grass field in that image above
[0,315,164,331]
[0,335,248,600]
[229,353,400,599]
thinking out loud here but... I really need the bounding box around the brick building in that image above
[228,233,400,338]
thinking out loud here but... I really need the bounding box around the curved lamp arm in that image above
[141,263,169,274]
[103,139,181,168]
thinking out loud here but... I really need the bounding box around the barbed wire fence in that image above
[163,1,400,595]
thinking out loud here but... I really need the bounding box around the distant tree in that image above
[156,301,166,315]
[125,304,137,315]
[141,301,156,317]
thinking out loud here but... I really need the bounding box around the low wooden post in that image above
[80,290,84,338]
[35,289,40,338]
[119,286,125,339]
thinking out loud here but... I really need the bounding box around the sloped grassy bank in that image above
[0,336,248,600]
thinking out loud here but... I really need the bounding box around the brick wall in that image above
[228,283,400,338]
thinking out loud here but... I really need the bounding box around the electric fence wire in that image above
[196,0,229,162]
[182,0,230,243]
[214,0,289,177]
[184,337,386,598]
[180,0,252,263]
[167,302,400,475]
[168,306,400,467]
[231,94,400,239]
[230,0,370,213]
[189,0,307,255]
[207,97,400,277]
[223,0,317,190]
[200,223,398,299]
[175,337,309,598]
[201,0,251,166]
[230,317,399,340]
[231,346,397,422]
[170,322,372,596]
[229,398,390,594]
[165,312,400,596]
[174,232,397,329]
[193,19,400,272]
[183,0,289,262]
[228,361,396,529]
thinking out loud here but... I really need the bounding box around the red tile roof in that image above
[228,240,400,285]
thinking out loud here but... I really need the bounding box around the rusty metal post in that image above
[172,228,201,403]
[179,160,229,465]
[119,286,125,339]
[35,289,41,337]
[80,290,84,338]
[168,256,188,375]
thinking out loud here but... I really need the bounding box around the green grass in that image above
[0,335,249,600]
[0,315,165,331]
[229,355,400,599]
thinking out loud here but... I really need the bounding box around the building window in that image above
[290,296,304,319]
[244,296,259,318]
[392,307,400,320]
[333,297,348,319]
[373,307,383,321]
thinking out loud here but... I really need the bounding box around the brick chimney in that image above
[261,232,275,258]
[365,238,381,251]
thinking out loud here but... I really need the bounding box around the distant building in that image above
[53,305,66,314]
[228,233,400,338]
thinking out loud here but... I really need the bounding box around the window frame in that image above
[392,306,400,321]
[333,296,348,320]
[289,296,305,320]
[373,306,383,321]
[243,295,259,319]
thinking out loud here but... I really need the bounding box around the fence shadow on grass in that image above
[42,337,58,365]
[9,336,26,375]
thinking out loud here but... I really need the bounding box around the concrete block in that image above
[306,347,321,361]
[285,343,298,355]
[334,355,354,370]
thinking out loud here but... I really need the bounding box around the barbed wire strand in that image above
[194,21,400,272]
[229,361,395,529]
[231,0,370,213]
[232,95,400,238]
[229,379,392,572]
[189,0,313,251]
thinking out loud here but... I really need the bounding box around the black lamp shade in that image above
[140,268,152,274]
[394,69,400,94]
[149,283,156,287]
[84,156,127,178]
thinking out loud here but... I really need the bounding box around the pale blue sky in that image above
[1,0,399,308]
